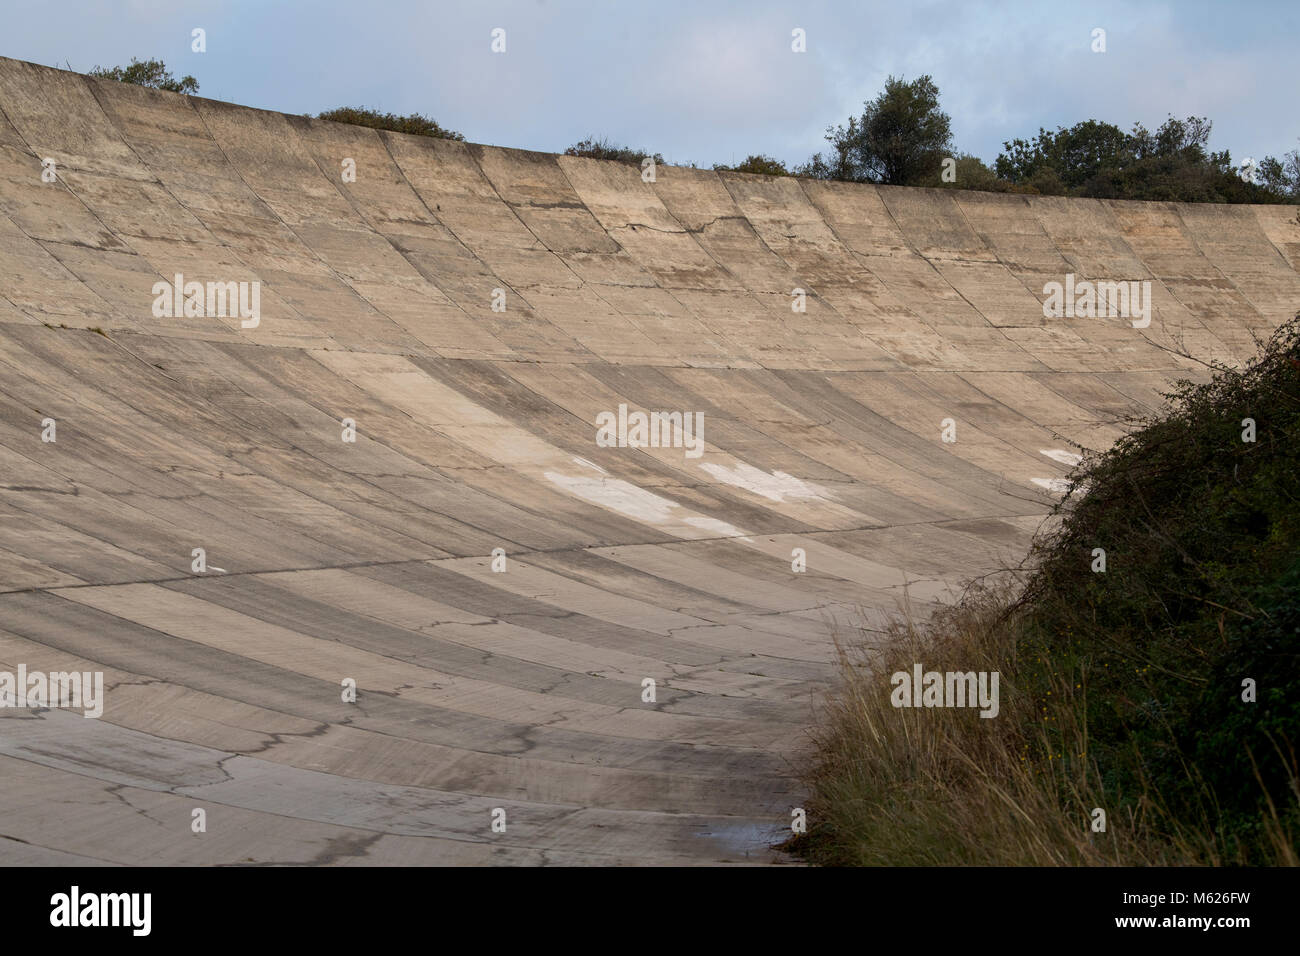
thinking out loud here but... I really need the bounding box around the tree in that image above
[564,137,663,165]
[934,153,1027,192]
[1128,115,1213,163]
[315,107,464,140]
[800,76,953,185]
[995,119,1130,190]
[794,115,861,181]
[1257,144,1300,200]
[89,57,198,94]
[713,154,790,176]
[990,114,1294,203]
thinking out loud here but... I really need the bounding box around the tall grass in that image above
[794,318,1300,866]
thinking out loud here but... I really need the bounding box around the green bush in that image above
[1018,316,1300,857]
[316,107,464,140]
[564,137,663,166]
[89,58,198,94]
[799,75,953,185]
[713,155,790,176]
[797,317,1300,865]
[995,115,1293,203]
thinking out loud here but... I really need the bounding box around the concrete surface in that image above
[0,55,1296,864]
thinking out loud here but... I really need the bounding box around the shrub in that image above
[713,154,790,176]
[88,58,198,94]
[564,137,663,166]
[800,75,953,185]
[795,317,1300,865]
[316,107,464,140]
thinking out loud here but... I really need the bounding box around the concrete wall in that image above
[0,56,1296,863]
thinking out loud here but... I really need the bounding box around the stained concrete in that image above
[0,55,1296,864]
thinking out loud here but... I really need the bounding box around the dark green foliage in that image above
[794,71,1298,202]
[1019,317,1300,858]
[1258,148,1300,201]
[934,153,1038,193]
[88,57,198,94]
[713,154,790,176]
[316,107,464,140]
[799,75,953,185]
[564,137,663,166]
[996,119,1133,190]
[995,115,1293,203]
[1191,559,1300,848]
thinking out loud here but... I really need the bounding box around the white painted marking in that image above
[544,472,746,538]
[1040,449,1083,467]
[1031,478,1072,494]
[683,516,747,536]
[698,462,829,503]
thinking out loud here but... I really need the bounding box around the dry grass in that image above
[792,584,1297,866]
[793,322,1300,867]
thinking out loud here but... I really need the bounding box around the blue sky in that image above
[2,0,1297,169]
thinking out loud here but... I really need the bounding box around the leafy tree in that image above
[800,76,953,185]
[88,57,198,94]
[934,153,1032,192]
[713,154,790,176]
[564,137,663,166]
[1128,115,1213,163]
[995,119,1131,190]
[992,115,1292,203]
[1257,144,1300,200]
[794,115,861,181]
[316,107,464,140]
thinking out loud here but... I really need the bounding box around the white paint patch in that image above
[1040,449,1083,467]
[545,472,745,538]
[699,461,829,503]
[545,472,676,522]
[683,516,747,537]
[1032,477,1073,494]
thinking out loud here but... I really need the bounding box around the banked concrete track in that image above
[1,55,1298,865]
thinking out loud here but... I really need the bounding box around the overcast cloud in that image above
[2,0,1296,169]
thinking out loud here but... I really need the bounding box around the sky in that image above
[1,0,1297,170]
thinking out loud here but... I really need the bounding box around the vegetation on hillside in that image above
[797,75,953,185]
[564,137,664,166]
[713,154,792,176]
[797,75,1299,202]
[88,57,198,94]
[77,59,1298,202]
[315,106,464,140]
[792,318,1300,865]
[991,115,1287,202]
